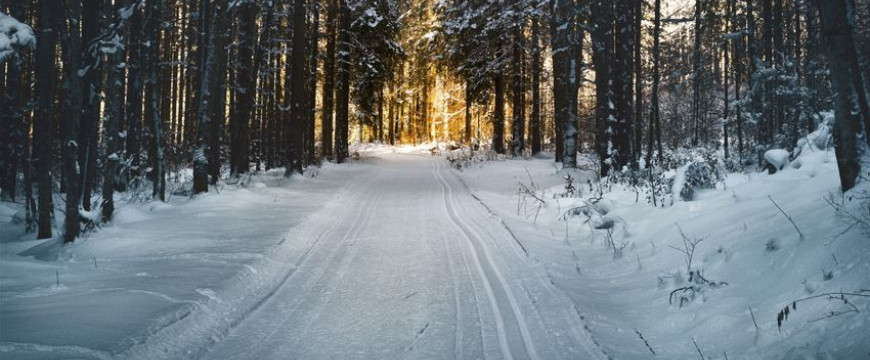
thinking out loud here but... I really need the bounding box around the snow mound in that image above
[764,149,790,170]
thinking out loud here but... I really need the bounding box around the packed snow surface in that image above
[1,143,868,359]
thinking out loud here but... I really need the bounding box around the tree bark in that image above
[61,0,84,241]
[34,0,63,239]
[101,0,132,222]
[510,8,525,157]
[287,0,309,175]
[231,2,257,176]
[815,0,867,192]
[145,0,165,200]
[334,0,351,163]
[531,16,542,155]
[307,0,320,164]
[322,0,337,160]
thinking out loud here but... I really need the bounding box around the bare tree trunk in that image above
[80,0,102,212]
[464,79,472,144]
[0,2,28,202]
[510,6,525,157]
[493,58,506,154]
[61,0,84,241]
[531,17,542,155]
[194,0,219,193]
[102,0,134,222]
[815,0,867,192]
[334,0,350,163]
[287,0,309,175]
[634,0,643,165]
[34,0,62,239]
[307,0,320,163]
[126,2,143,184]
[691,0,703,147]
[207,0,230,182]
[647,0,663,165]
[231,1,257,176]
[321,0,337,160]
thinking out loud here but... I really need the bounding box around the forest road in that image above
[200,153,604,360]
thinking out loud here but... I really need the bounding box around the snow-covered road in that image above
[199,154,602,360]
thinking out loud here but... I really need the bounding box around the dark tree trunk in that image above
[322,0,337,160]
[194,0,217,193]
[307,0,319,164]
[34,0,63,239]
[0,2,27,202]
[493,63,506,154]
[814,0,868,192]
[647,0,663,165]
[287,0,309,175]
[551,0,578,164]
[334,0,351,163]
[80,0,102,212]
[531,17,542,155]
[732,0,744,160]
[231,1,257,176]
[591,2,614,174]
[633,0,643,165]
[101,0,132,222]
[144,0,165,200]
[126,2,143,183]
[208,0,231,182]
[691,0,703,147]
[464,79,472,144]
[61,0,84,241]
[510,9,525,157]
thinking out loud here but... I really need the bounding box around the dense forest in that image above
[1,0,868,243]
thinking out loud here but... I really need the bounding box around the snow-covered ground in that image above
[1,143,868,359]
[456,148,870,359]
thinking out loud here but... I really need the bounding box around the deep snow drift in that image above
[1,142,868,359]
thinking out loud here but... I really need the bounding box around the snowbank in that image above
[454,147,869,359]
[0,165,357,359]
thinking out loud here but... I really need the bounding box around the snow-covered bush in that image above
[445,146,505,170]
[602,149,725,206]
[678,159,725,201]
[0,12,35,63]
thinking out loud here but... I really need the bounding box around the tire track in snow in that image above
[433,158,540,360]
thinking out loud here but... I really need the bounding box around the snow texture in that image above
[1,142,868,359]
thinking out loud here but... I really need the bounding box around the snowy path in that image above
[199,154,601,360]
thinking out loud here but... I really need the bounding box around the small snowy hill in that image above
[455,142,869,358]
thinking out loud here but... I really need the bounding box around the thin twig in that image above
[691,337,705,360]
[768,195,804,239]
[749,307,759,329]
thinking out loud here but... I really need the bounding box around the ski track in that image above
[207,173,384,358]
[433,158,539,360]
[127,153,601,360]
